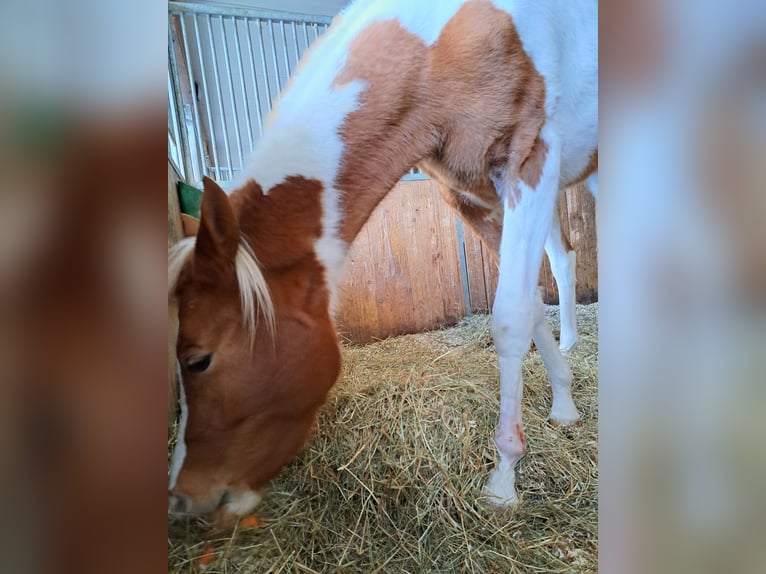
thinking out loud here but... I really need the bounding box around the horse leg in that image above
[545,209,578,353]
[483,133,564,506]
[435,181,577,357]
[532,287,581,425]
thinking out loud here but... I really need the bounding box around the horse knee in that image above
[491,303,534,358]
[495,422,527,461]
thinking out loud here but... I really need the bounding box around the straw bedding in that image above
[169,304,598,573]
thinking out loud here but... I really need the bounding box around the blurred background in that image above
[0,1,167,573]
[600,0,766,573]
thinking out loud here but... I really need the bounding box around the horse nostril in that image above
[168,492,189,514]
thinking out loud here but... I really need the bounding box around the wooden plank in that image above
[337,223,380,342]
[335,180,467,344]
[462,228,489,313]
[539,252,557,304]
[378,187,417,335]
[564,183,598,303]
[428,188,468,321]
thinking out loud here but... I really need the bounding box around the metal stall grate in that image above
[168,2,331,186]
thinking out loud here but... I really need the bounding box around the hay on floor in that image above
[169,304,598,573]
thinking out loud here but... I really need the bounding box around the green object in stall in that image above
[177,182,203,219]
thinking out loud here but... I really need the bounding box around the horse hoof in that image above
[550,398,581,427]
[549,414,581,427]
[482,469,519,507]
[559,340,579,355]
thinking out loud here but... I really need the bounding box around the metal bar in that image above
[192,14,220,179]
[255,19,274,111]
[177,14,206,181]
[169,2,331,26]
[167,68,187,176]
[302,22,310,52]
[167,71,179,142]
[232,17,255,152]
[280,20,292,77]
[205,13,234,179]
[244,19,264,136]
[167,68,182,175]
[169,2,336,180]
[168,26,189,180]
[269,20,282,92]
[291,21,302,62]
[454,218,473,317]
[219,15,244,171]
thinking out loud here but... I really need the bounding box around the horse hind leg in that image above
[545,209,578,353]
[435,178,579,356]
[532,287,581,425]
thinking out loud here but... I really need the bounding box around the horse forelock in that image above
[234,238,276,346]
[168,237,195,298]
[168,235,275,348]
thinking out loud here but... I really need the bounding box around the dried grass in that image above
[169,304,598,573]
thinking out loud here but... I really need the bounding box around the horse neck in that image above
[235,23,434,302]
[235,122,425,310]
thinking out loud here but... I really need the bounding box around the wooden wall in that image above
[335,179,468,343]
[336,179,597,344]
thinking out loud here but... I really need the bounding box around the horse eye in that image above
[186,353,213,374]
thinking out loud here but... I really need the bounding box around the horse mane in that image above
[168,236,276,346]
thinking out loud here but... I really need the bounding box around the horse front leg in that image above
[483,131,567,506]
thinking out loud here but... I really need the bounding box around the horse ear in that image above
[195,177,240,263]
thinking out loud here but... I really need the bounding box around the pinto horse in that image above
[168,0,597,524]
